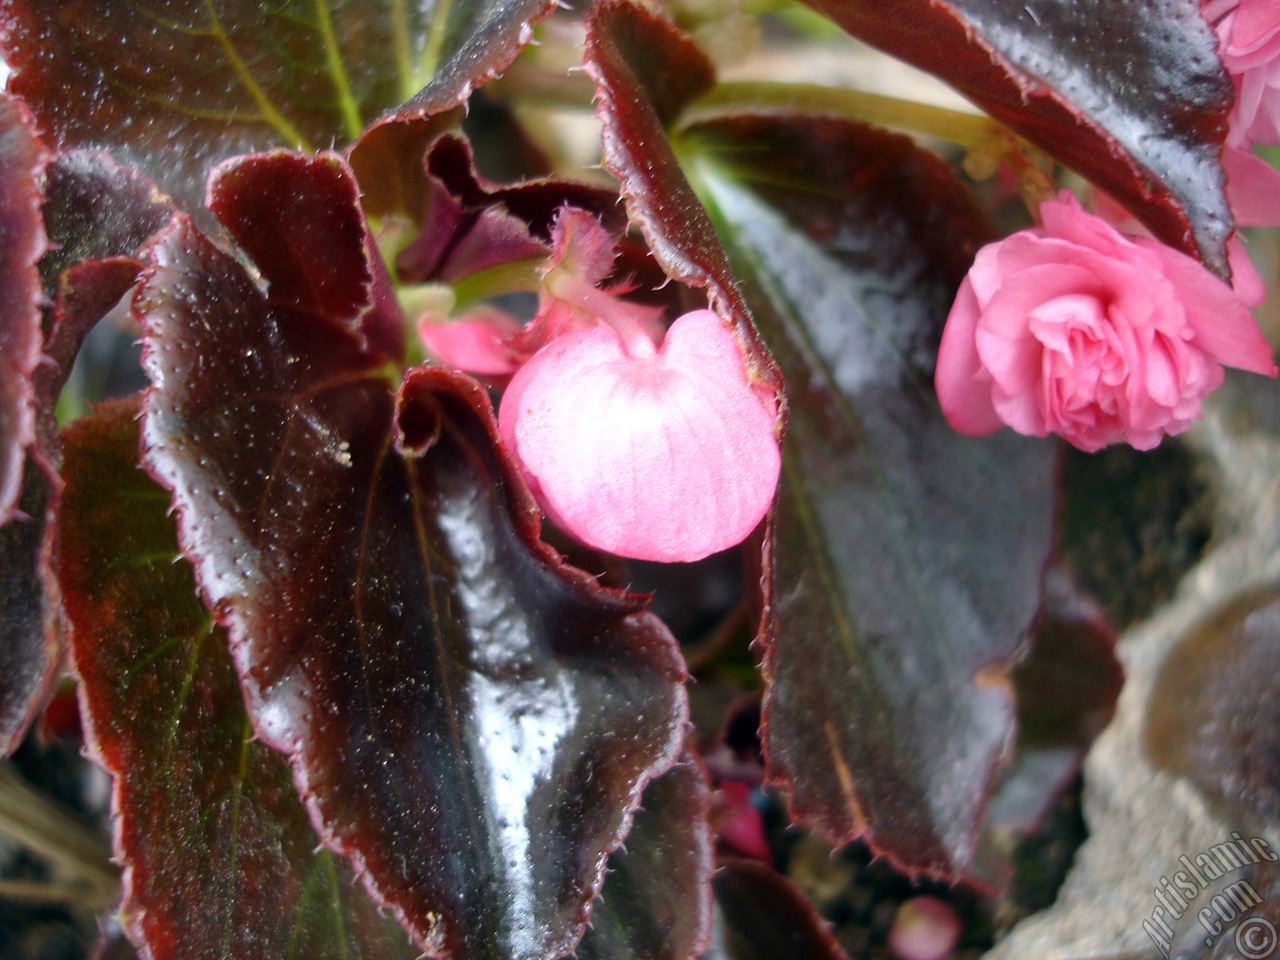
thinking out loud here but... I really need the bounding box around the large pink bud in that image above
[498,309,780,562]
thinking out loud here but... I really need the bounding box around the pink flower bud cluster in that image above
[420,208,781,563]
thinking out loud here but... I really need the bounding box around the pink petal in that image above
[499,310,780,563]
[1228,234,1267,307]
[936,275,1005,435]
[1141,237,1277,375]
[1223,146,1280,226]
[1231,0,1280,52]
[418,308,524,375]
[713,781,771,860]
[545,206,619,289]
[975,263,1102,395]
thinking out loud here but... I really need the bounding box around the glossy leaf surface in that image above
[208,150,403,359]
[0,0,553,209]
[686,111,1058,878]
[0,462,57,756]
[0,92,50,754]
[59,397,418,960]
[793,0,1237,275]
[0,92,47,524]
[586,0,1057,878]
[575,748,712,960]
[136,151,688,960]
[39,151,173,291]
[3,138,171,756]
[1147,586,1280,829]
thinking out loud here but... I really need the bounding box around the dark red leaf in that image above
[0,92,54,755]
[136,161,688,959]
[706,861,848,960]
[1146,586,1280,830]
[574,747,713,960]
[0,91,48,524]
[36,151,175,417]
[584,0,1057,880]
[208,150,403,359]
[346,115,467,226]
[681,110,1058,880]
[359,0,559,154]
[0,462,59,756]
[792,0,1237,275]
[0,0,553,211]
[583,0,781,392]
[38,151,173,291]
[59,397,419,960]
[350,131,626,286]
[0,150,173,757]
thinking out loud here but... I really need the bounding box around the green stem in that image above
[685,81,1003,149]
[390,0,415,101]
[313,0,363,140]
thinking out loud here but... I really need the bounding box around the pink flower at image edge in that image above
[935,193,1276,453]
[1206,0,1280,150]
[498,309,781,564]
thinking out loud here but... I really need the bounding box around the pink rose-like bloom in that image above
[936,193,1276,452]
[499,309,780,563]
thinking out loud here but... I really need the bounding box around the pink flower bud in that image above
[936,192,1276,452]
[498,309,780,562]
[888,896,962,960]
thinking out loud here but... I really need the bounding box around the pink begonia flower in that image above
[936,192,1276,452]
[419,206,781,562]
[498,308,780,563]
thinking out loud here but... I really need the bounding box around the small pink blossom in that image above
[888,896,962,960]
[936,192,1275,452]
[498,309,780,563]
